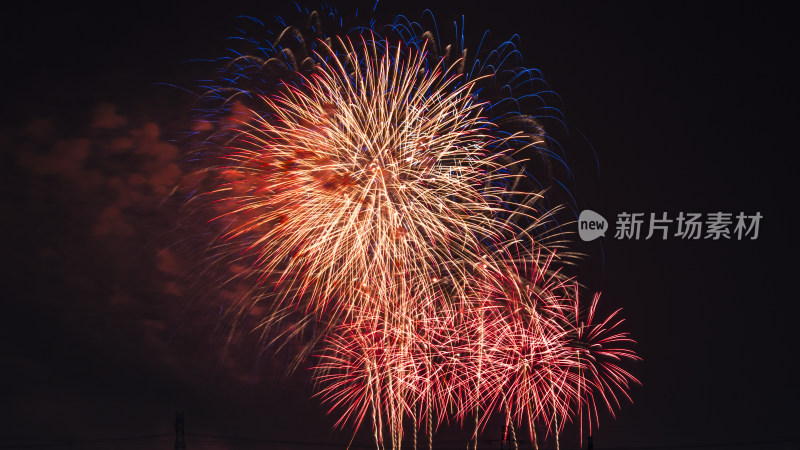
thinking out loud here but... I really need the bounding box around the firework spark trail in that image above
[191,13,639,449]
[313,247,638,445]
[211,36,540,321]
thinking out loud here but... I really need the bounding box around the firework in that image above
[190,10,638,450]
[313,247,639,447]
[208,35,548,317]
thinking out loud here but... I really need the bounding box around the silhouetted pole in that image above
[587,435,593,450]
[175,412,186,450]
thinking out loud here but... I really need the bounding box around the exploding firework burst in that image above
[186,8,638,450]
[313,246,639,448]
[212,35,532,315]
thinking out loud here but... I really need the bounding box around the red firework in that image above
[191,12,639,450]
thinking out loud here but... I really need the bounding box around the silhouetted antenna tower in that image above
[175,412,186,450]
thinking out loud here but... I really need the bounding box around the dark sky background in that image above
[1,1,797,450]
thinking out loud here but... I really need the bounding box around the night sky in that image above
[1,1,797,450]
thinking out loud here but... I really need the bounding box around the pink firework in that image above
[190,10,639,450]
